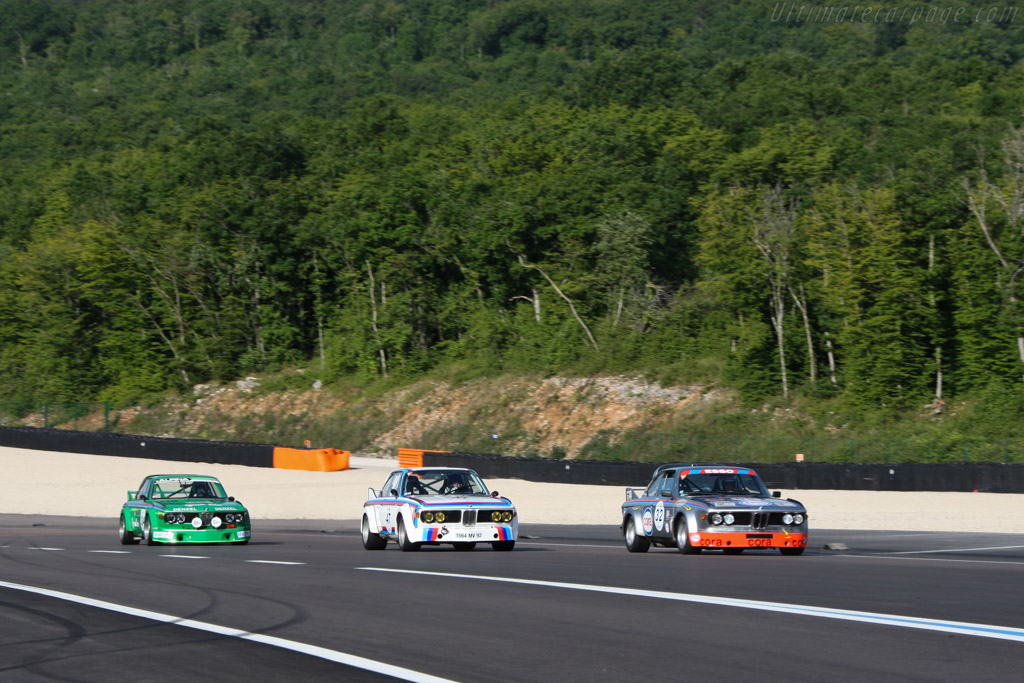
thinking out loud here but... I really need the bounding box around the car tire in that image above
[722,547,744,555]
[623,517,650,553]
[675,517,701,554]
[453,542,477,551]
[142,514,160,546]
[361,515,387,550]
[491,541,515,551]
[118,515,139,545]
[396,518,420,552]
[779,546,805,556]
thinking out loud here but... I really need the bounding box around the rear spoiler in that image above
[625,488,644,501]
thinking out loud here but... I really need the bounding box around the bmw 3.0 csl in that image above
[362,467,517,551]
[119,474,252,545]
[622,464,808,555]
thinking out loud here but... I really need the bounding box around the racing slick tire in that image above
[779,546,805,556]
[118,515,139,545]
[361,515,387,550]
[396,518,420,552]
[675,517,702,554]
[623,516,650,553]
[491,541,515,551]
[453,542,477,551]
[142,514,160,546]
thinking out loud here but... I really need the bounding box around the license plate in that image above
[451,530,486,540]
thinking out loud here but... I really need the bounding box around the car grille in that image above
[727,512,792,528]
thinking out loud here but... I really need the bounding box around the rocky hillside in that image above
[20,374,734,459]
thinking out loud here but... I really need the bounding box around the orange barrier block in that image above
[273,447,350,472]
[397,448,425,468]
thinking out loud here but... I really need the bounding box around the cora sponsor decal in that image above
[642,507,654,536]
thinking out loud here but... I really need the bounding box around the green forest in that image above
[4,0,1024,453]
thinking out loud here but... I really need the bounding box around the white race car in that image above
[361,467,517,551]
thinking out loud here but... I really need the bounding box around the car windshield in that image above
[151,477,226,500]
[403,470,489,496]
[679,470,769,496]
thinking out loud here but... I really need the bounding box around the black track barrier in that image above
[422,451,1024,493]
[0,425,274,468]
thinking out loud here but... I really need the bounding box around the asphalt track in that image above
[2,515,1024,682]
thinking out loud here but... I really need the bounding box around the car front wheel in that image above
[675,517,701,555]
[396,518,420,552]
[491,541,515,551]
[361,515,387,550]
[623,517,650,553]
[780,546,805,556]
[142,514,160,546]
[118,515,139,545]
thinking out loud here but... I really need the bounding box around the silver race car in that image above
[622,464,808,555]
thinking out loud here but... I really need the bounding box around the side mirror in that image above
[390,488,399,497]
[772,491,781,498]
[228,496,235,502]
[139,494,148,502]
[491,491,499,498]
[660,489,673,498]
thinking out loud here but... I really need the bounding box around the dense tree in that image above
[2,0,1024,421]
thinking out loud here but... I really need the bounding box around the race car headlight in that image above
[491,511,502,523]
[435,511,446,523]
[710,513,723,525]
[191,517,203,529]
[423,511,435,523]
[723,513,735,525]
[793,514,804,525]
[783,514,794,525]
[167,513,186,524]
[211,516,223,529]
[501,511,512,522]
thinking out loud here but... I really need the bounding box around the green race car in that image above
[119,474,251,545]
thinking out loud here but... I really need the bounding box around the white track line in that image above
[0,580,457,683]
[359,568,1024,643]
[88,550,131,554]
[881,544,1024,555]
[244,560,306,565]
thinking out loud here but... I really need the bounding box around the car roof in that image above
[146,474,221,481]
[652,463,725,473]
[399,467,475,474]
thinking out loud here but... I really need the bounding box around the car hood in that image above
[156,499,247,513]
[687,495,805,511]
[408,494,513,508]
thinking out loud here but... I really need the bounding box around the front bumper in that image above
[690,530,807,550]
[420,524,515,543]
[150,528,251,544]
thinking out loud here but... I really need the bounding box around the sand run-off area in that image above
[3,446,1022,533]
